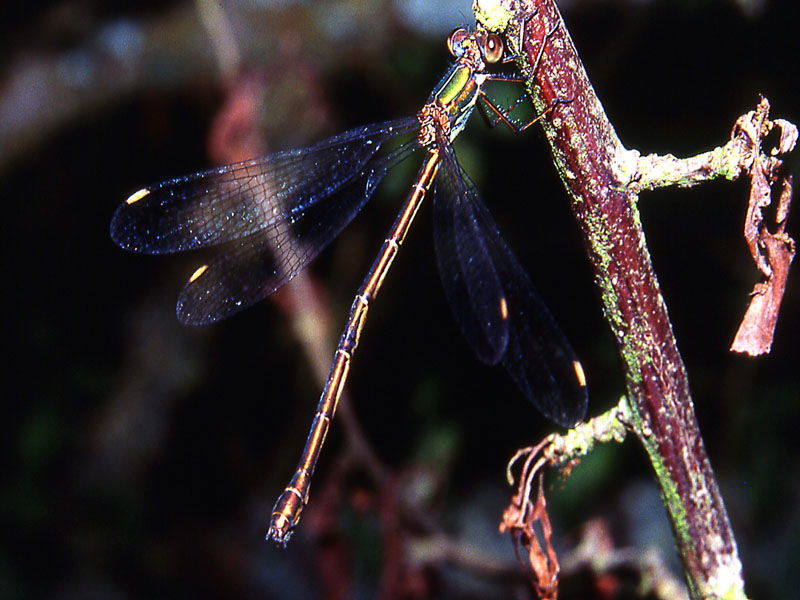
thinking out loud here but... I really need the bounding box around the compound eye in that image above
[447,28,470,57]
[483,33,504,63]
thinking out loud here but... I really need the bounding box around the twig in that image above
[562,518,689,600]
[628,98,797,355]
[501,400,629,598]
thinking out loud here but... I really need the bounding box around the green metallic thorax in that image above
[429,63,485,141]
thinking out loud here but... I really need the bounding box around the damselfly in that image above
[111,26,588,544]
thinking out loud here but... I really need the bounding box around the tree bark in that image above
[475,1,748,597]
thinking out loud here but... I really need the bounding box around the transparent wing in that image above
[433,142,508,365]
[110,118,420,325]
[434,141,587,427]
[175,141,416,324]
[111,118,418,253]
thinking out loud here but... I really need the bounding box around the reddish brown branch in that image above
[472,0,789,597]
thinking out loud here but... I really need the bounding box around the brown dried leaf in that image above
[730,98,797,355]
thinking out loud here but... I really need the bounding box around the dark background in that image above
[2,0,798,598]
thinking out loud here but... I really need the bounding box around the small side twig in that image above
[500,400,629,595]
[628,97,797,356]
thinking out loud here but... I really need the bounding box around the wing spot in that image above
[499,296,508,320]
[189,264,209,283]
[572,360,587,388]
[125,188,150,204]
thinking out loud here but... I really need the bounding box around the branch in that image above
[629,98,797,356]
[475,1,795,598]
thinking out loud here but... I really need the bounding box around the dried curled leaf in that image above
[731,97,796,356]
